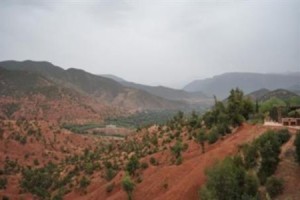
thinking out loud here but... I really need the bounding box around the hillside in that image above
[0,67,111,122]
[246,88,270,101]
[101,74,213,107]
[258,89,300,102]
[0,60,187,113]
[184,72,300,99]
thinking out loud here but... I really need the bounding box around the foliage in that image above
[79,176,90,188]
[294,131,300,164]
[255,131,282,183]
[122,173,135,200]
[20,163,58,199]
[0,177,7,189]
[265,176,284,198]
[105,167,117,181]
[276,129,291,144]
[149,157,157,166]
[196,129,206,153]
[171,140,184,158]
[140,162,149,169]
[241,129,290,184]
[62,123,105,134]
[259,97,286,114]
[200,157,258,200]
[126,155,140,176]
[106,110,177,128]
[207,127,219,144]
[227,88,254,127]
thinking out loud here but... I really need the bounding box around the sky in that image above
[0,0,299,88]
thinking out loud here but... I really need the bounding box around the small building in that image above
[281,118,300,126]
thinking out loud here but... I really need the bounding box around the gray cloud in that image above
[0,0,299,88]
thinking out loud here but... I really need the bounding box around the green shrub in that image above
[149,157,157,166]
[255,131,281,183]
[175,156,182,165]
[20,163,58,199]
[126,155,140,175]
[171,140,183,158]
[207,128,219,144]
[79,176,90,188]
[265,176,284,198]
[200,157,256,200]
[122,173,135,200]
[140,162,149,169]
[105,167,117,181]
[294,131,300,164]
[276,129,291,145]
[0,177,7,189]
[244,173,259,197]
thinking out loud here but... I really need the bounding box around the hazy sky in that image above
[0,0,299,88]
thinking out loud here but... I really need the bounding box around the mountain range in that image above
[0,60,210,121]
[184,72,300,99]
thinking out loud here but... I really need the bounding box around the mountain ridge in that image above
[184,72,300,99]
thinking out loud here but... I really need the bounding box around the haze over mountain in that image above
[184,72,300,99]
[102,74,211,105]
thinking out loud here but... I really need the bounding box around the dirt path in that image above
[275,132,300,200]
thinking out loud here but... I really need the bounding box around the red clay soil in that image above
[66,124,270,200]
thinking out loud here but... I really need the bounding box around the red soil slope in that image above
[65,124,269,200]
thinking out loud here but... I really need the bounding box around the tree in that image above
[171,140,183,158]
[227,88,254,127]
[200,157,252,200]
[122,173,135,200]
[126,155,140,176]
[196,129,206,153]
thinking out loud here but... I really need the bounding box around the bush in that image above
[122,173,135,200]
[79,176,90,189]
[105,167,117,181]
[0,177,7,189]
[294,131,300,164]
[140,162,149,169]
[171,140,183,158]
[276,129,291,145]
[175,156,182,165]
[244,173,259,197]
[265,176,284,198]
[207,128,219,144]
[21,163,58,199]
[200,157,257,200]
[149,157,157,166]
[126,155,140,176]
[254,130,281,183]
